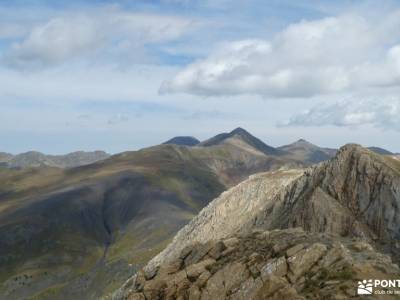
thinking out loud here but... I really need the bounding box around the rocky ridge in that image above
[113,144,400,299]
[146,144,400,270]
[114,228,400,300]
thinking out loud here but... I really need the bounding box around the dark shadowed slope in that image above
[0,145,224,299]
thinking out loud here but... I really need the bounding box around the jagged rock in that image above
[158,259,182,276]
[118,229,400,299]
[208,241,226,259]
[260,257,287,279]
[184,242,214,266]
[195,270,211,288]
[287,243,327,282]
[350,241,374,252]
[186,259,216,281]
[230,276,263,300]
[143,279,167,299]
[286,244,305,257]
[223,237,239,248]
[188,285,201,300]
[203,261,249,299]
[127,293,145,300]
[253,276,300,300]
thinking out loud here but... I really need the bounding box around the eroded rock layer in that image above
[115,228,400,300]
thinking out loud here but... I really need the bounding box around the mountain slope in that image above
[368,146,394,155]
[163,136,200,146]
[0,145,226,300]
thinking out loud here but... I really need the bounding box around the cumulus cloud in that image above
[161,11,400,97]
[4,9,196,68]
[283,98,400,130]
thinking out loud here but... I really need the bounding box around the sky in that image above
[1,0,400,154]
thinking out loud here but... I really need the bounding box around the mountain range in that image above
[0,150,110,169]
[0,128,307,299]
[0,128,399,299]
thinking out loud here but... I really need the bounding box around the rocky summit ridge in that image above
[113,144,400,300]
[114,228,400,299]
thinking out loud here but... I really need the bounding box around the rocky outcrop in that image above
[146,145,400,271]
[146,169,304,271]
[113,144,400,299]
[256,144,400,243]
[115,228,400,300]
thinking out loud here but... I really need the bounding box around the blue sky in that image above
[1,0,400,154]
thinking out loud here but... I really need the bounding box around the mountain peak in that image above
[163,136,200,146]
[199,128,281,156]
[296,138,309,144]
[335,143,364,156]
[278,139,335,164]
[230,127,249,135]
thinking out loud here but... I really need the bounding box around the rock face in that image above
[114,144,400,299]
[146,169,305,270]
[115,228,400,300]
[147,145,400,270]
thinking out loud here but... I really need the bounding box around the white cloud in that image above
[283,97,400,130]
[4,9,196,68]
[161,11,400,98]
[8,16,100,68]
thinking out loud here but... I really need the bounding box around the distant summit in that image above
[163,136,200,146]
[199,127,282,156]
[3,150,110,169]
[368,146,393,155]
[278,138,336,164]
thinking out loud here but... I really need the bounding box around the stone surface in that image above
[118,229,400,300]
